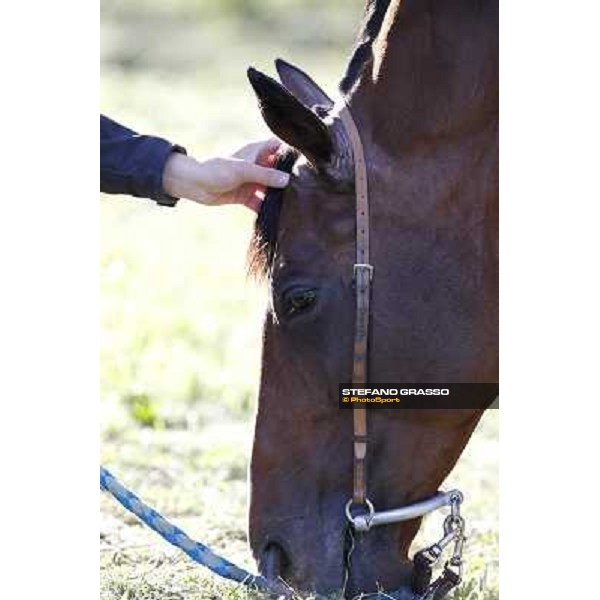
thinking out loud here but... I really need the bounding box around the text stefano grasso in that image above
[342,388,450,396]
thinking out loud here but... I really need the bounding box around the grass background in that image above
[100,1,498,598]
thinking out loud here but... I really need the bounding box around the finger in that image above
[232,142,260,161]
[256,144,282,168]
[260,138,282,155]
[237,162,290,188]
[232,138,281,163]
[231,183,265,213]
[245,193,263,213]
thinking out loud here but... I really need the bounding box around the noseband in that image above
[337,103,466,599]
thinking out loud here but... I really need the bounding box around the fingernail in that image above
[277,173,290,186]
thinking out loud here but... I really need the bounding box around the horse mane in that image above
[247,148,299,280]
[339,0,392,94]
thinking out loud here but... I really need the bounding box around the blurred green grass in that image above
[100,0,359,431]
[101,2,498,599]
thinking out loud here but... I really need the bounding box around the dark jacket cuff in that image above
[154,144,187,207]
[150,140,187,207]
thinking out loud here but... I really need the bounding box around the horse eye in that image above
[283,289,317,317]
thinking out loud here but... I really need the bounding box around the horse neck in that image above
[347,0,498,158]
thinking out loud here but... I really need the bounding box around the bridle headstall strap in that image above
[338,102,372,508]
[337,100,466,600]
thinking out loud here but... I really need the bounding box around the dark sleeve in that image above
[100,115,187,206]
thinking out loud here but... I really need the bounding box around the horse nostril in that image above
[261,541,290,582]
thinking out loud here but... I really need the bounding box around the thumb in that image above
[238,162,290,188]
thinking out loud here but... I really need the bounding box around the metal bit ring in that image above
[345,498,375,530]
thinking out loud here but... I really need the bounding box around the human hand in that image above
[162,138,289,212]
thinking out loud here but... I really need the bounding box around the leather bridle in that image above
[336,102,467,600]
[338,105,372,509]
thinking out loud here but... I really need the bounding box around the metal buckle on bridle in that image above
[353,263,374,281]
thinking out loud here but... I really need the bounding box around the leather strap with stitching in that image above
[338,104,372,507]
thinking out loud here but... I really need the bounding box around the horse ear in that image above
[247,67,333,169]
[274,58,334,111]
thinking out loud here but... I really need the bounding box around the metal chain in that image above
[423,493,466,599]
[412,492,467,599]
[445,492,466,580]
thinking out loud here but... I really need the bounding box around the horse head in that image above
[246,1,498,595]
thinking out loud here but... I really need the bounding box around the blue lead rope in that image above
[100,466,279,596]
[101,466,423,600]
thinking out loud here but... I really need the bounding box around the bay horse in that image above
[245,0,498,596]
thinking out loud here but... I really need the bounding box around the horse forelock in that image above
[247,148,299,281]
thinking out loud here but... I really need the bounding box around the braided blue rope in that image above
[100,466,278,595]
[101,465,426,600]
